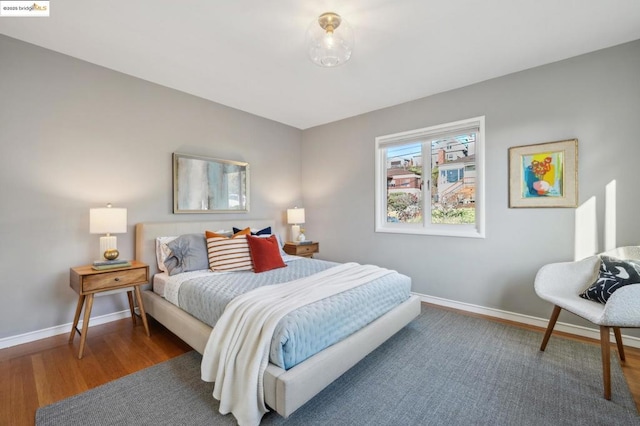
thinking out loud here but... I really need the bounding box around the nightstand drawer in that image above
[82,267,147,292]
[297,245,316,255]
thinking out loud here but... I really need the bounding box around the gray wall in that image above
[0,35,302,339]
[2,33,639,341]
[302,40,640,333]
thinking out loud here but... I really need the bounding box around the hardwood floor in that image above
[0,317,191,426]
[1,306,638,426]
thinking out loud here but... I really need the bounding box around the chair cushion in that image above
[579,255,640,304]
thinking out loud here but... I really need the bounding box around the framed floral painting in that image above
[508,139,578,208]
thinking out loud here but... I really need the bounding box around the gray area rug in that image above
[36,307,640,425]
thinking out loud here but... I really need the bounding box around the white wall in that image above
[0,35,302,339]
[301,40,640,335]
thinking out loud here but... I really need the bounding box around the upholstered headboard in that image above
[135,219,276,277]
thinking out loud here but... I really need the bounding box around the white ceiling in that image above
[2,1,640,129]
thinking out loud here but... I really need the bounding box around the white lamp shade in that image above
[287,208,305,225]
[90,207,127,234]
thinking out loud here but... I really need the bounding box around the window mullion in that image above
[422,142,429,228]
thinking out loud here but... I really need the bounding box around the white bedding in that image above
[152,272,170,296]
[164,270,215,305]
[153,270,212,298]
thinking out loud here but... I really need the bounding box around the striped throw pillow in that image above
[206,229,253,272]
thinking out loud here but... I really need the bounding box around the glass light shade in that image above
[287,208,305,225]
[90,207,127,234]
[305,12,354,67]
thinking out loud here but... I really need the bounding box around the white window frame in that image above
[375,116,485,238]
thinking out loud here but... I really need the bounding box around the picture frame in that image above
[173,153,250,214]
[508,139,578,208]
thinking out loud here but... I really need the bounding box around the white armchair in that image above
[534,246,640,400]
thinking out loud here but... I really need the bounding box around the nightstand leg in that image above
[78,294,94,359]
[127,290,137,325]
[69,294,85,343]
[134,286,150,337]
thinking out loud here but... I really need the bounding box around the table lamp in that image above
[287,207,305,242]
[90,203,127,260]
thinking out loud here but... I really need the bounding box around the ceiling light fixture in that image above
[305,12,354,67]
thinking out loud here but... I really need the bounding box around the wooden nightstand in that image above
[283,242,319,258]
[69,260,150,359]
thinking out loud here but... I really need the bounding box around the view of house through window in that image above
[386,133,476,225]
[375,116,484,238]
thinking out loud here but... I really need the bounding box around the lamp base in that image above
[99,235,117,260]
[290,225,301,243]
[104,249,120,260]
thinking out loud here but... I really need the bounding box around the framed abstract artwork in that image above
[173,153,250,214]
[508,139,578,208]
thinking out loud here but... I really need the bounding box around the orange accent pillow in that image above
[246,235,287,273]
[205,227,250,239]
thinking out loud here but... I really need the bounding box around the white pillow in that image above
[155,236,177,272]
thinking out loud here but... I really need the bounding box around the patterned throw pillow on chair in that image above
[579,255,640,303]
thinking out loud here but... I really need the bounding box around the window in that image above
[375,116,485,238]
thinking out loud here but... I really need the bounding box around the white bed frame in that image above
[135,220,421,418]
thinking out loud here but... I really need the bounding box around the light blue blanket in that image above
[176,258,411,369]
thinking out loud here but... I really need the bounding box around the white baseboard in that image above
[414,292,640,349]
[0,309,131,350]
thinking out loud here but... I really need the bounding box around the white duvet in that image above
[200,262,394,426]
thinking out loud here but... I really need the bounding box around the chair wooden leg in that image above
[540,305,561,351]
[613,327,625,362]
[600,326,612,400]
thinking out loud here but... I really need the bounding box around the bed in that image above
[135,220,421,421]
